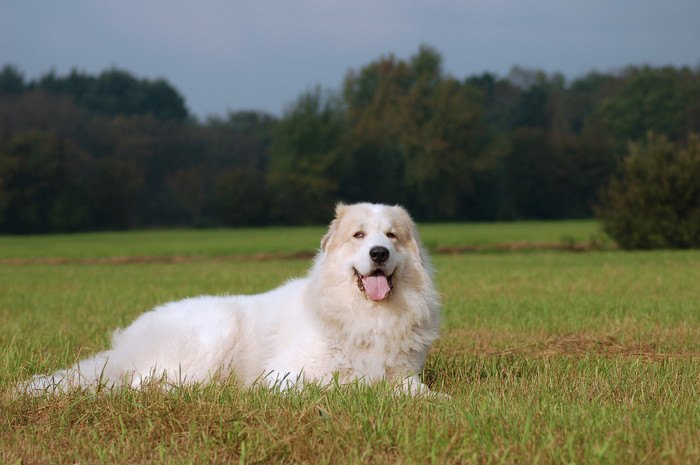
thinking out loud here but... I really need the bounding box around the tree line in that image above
[1,46,699,233]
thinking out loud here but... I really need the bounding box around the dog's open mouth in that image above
[355,269,394,301]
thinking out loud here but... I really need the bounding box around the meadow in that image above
[1,221,699,464]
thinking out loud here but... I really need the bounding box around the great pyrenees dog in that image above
[22,203,441,395]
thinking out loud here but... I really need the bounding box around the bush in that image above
[596,133,700,249]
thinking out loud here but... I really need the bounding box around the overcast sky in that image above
[2,1,699,119]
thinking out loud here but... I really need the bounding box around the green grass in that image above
[419,219,605,250]
[1,223,699,464]
[0,220,604,260]
[0,227,327,260]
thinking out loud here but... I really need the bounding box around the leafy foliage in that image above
[596,133,700,249]
[0,132,92,233]
[1,52,700,232]
[0,65,25,94]
[342,46,486,219]
[35,68,188,121]
[267,87,346,224]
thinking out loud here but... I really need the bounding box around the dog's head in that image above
[319,202,429,302]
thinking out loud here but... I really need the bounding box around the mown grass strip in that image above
[0,220,605,261]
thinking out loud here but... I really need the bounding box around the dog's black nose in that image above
[369,246,390,264]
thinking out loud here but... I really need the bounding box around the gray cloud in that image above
[2,0,698,118]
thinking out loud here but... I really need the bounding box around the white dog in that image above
[23,203,441,395]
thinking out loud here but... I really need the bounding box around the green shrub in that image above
[596,133,700,249]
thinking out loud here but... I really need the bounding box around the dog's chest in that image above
[322,333,407,381]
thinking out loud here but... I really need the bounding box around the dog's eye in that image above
[386,232,397,240]
[353,231,365,239]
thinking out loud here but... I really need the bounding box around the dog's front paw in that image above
[262,370,304,393]
[393,374,449,399]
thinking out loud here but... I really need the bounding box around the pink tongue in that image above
[362,274,391,301]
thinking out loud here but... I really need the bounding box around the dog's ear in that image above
[398,206,434,279]
[321,203,347,252]
[393,204,425,265]
[320,220,337,252]
[334,202,348,218]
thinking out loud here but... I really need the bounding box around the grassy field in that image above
[0,219,604,261]
[1,222,699,464]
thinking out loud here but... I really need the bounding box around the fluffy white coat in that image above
[23,203,441,395]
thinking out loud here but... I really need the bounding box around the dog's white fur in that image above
[23,203,441,395]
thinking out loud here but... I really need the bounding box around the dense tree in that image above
[0,65,25,94]
[1,54,699,233]
[342,46,488,219]
[267,87,346,224]
[215,167,268,226]
[0,132,92,233]
[203,111,276,226]
[86,155,144,229]
[592,67,691,144]
[596,133,700,249]
[0,72,274,231]
[35,68,188,121]
[202,110,277,172]
[506,67,565,130]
